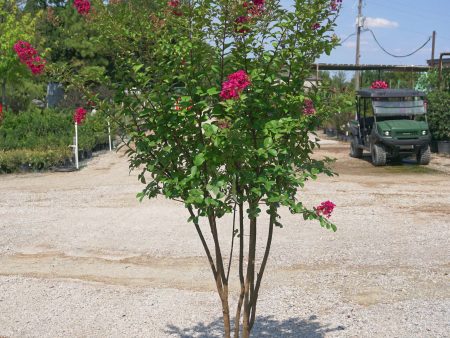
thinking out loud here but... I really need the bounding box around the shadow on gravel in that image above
[166,315,345,337]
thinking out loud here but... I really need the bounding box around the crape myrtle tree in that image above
[74,0,342,337]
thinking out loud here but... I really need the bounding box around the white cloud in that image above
[363,17,399,29]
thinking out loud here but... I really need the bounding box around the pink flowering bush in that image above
[219,70,251,100]
[73,0,91,15]
[73,107,88,124]
[87,1,341,337]
[13,41,46,75]
[371,80,389,89]
[315,200,336,218]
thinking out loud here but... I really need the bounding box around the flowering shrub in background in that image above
[73,107,88,124]
[13,41,46,75]
[371,80,389,89]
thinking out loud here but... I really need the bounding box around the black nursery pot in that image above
[437,140,450,155]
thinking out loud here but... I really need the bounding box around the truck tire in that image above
[417,146,431,165]
[350,137,363,158]
[371,143,386,166]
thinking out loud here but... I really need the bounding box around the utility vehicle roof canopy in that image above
[357,89,426,98]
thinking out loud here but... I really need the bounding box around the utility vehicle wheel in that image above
[371,143,386,166]
[350,137,363,158]
[417,146,431,165]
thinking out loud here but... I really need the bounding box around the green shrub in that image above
[427,91,450,141]
[0,147,72,173]
[0,108,114,172]
[0,108,73,150]
[318,89,355,134]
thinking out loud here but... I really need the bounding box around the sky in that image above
[312,0,450,66]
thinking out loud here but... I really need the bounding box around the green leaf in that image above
[263,137,273,148]
[207,87,220,95]
[133,64,144,73]
[193,153,206,166]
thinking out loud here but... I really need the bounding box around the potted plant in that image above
[427,90,450,154]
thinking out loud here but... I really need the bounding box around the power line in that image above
[365,28,431,58]
[340,32,357,45]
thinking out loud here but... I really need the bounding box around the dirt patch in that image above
[0,142,449,337]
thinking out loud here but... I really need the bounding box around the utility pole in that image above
[431,30,436,67]
[355,0,363,90]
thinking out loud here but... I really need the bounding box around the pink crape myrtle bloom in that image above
[235,15,250,33]
[330,0,342,11]
[303,98,316,115]
[167,0,180,7]
[220,70,251,100]
[168,0,183,16]
[315,201,336,218]
[312,22,321,30]
[73,0,91,15]
[244,0,265,17]
[371,80,389,89]
[13,41,46,75]
[73,107,88,124]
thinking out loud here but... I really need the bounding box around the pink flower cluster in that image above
[168,0,183,16]
[303,98,316,115]
[168,0,179,7]
[312,22,321,30]
[220,70,251,100]
[371,80,389,89]
[73,107,88,124]
[235,15,250,33]
[235,0,265,33]
[13,41,46,75]
[244,0,265,16]
[315,200,336,218]
[330,0,342,11]
[73,0,91,15]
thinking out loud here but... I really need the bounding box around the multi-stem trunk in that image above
[190,202,276,338]
[207,211,231,338]
[242,204,257,338]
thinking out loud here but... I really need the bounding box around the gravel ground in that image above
[0,142,449,338]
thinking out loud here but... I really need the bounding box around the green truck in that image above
[349,89,431,166]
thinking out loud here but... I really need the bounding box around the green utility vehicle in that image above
[349,89,431,166]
